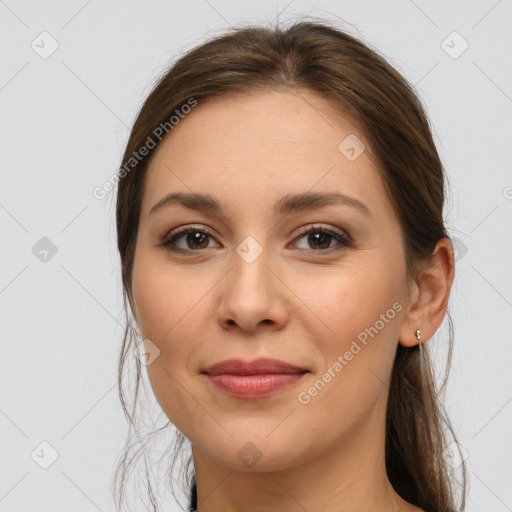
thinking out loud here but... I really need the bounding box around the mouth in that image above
[202,358,309,398]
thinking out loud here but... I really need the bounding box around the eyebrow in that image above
[148,191,372,218]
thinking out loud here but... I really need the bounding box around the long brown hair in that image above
[113,17,467,512]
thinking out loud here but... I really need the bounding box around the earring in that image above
[416,329,422,353]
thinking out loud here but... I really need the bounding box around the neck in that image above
[191,401,414,512]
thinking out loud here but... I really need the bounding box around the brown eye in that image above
[293,225,352,252]
[161,226,219,252]
[182,232,210,250]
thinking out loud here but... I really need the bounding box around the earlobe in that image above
[398,237,455,348]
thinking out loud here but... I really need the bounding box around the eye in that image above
[160,223,353,254]
[160,225,219,252]
[291,224,352,253]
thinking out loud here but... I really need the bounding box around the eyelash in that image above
[159,224,353,254]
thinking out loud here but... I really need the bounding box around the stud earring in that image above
[416,329,423,354]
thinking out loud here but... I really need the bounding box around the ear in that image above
[398,237,455,347]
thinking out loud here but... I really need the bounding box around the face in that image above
[131,89,411,473]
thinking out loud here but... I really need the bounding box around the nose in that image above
[216,244,290,332]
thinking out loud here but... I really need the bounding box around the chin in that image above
[193,429,311,473]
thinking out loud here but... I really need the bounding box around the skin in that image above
[130,89,454,512]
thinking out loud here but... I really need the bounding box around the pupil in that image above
[188,232,208,249]
[310,232,330,249]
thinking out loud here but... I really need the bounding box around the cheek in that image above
[132,261,206,431]
[291,267,403,413]
[132,255,195,341]
[294,266,402,351]
[132,253,214,372]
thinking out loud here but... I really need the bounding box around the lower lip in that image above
[205,373,307,398]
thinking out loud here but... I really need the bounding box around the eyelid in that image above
[165,223,214,238]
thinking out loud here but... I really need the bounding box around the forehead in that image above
[140,89,390,220]
[153,89,363,158]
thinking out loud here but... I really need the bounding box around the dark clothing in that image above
[188,474,197,511]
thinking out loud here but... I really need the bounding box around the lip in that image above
[202,358,309,398]
[203,358,308,376]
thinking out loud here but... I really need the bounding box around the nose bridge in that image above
[217,234,288,331]
[231,234,273,304]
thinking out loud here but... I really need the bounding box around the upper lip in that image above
[203,358,309,376]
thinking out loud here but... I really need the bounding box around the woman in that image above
[113,19,467,512]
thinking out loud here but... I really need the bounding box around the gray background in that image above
[1,1,511,511]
